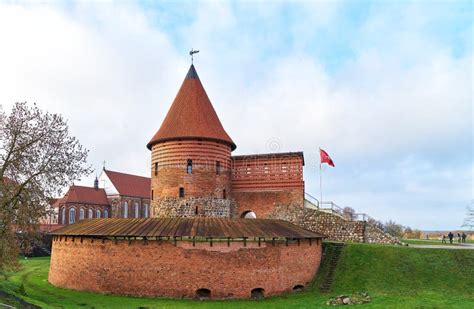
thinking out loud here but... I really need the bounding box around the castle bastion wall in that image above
[48,237,322,299]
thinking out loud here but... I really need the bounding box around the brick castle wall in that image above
[231,153,305,218]
[233,188,304,218]
[151,140,232,198]
[48,237,322,299]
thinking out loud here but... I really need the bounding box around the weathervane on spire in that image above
[189,48,200,64]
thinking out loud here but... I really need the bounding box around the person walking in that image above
[462,232,467,243]
[457,233,461,243]
[448,232,453,244]
[441,235,447,244]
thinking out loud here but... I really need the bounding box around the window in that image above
[96,209,101,218]
[223,189,226,199]
[88,208,93,218]
[216,161,221,175]
[144,204,149,218]
[179,187,185,198]
[154,162,158,176]
[61,208,65,225]
[134,203,140,218]
[151,190,154,200]
[104,209,109,218]
[187,159,192,174]
[69,208,75,224]
[195,206,199,215]
[79,208,85,220]
[124,202,128,218]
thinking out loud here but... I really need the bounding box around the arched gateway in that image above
[48,218,324,299]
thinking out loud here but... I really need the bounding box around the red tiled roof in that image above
[105,170,150,199]
[147,64,236,150]
[60,185,109,206]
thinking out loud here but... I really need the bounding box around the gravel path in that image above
[407,243,474,250]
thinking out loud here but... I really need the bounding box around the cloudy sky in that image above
[0,1,471,230]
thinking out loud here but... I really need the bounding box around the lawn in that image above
[1,243,473,308]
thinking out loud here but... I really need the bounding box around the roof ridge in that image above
[105,169,150,179]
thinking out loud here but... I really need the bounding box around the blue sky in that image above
[0,0,471,230]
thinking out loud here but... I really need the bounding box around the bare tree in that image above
[0,102,91,273]
[384,220,404,238]
[462,201,474,231]
[343,206,356,221]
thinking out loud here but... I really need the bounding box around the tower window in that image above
[154,162,158,176]
[187,159,192,174]
[216,161,221,175]
[195,206,199,215]
[179,187,185,198]
[223,189,226,199]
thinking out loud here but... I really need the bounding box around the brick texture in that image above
[48,237,322,299]
[233,189,304,218]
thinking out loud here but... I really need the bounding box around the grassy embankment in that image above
[0,243,473,308]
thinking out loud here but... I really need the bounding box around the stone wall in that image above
[268,205,399,244]
[49,237,322,299]
[153,197,236,218]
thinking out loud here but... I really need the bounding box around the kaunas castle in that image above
[56,64,304,224]
[48,62,396,300]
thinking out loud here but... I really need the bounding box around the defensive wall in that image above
[268,204,399,244]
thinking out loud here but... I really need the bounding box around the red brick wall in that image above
[151,140,232,199]
[233,188,304,218]
[49,237,322,299]
[231,153,304,190]
[231,153,305,218]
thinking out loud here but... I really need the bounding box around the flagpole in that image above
[319,148,322,209]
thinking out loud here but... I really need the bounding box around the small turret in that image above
[94,176,99,190]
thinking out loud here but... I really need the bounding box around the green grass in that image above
[1,243,473,308]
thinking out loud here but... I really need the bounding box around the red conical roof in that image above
[147,65,236,150]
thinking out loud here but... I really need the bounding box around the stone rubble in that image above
[326,292,372,305]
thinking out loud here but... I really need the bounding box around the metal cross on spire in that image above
[189,48,200,64]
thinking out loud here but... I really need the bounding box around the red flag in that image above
[320,148,335,167]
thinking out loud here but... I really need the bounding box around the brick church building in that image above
[56,169,150,225]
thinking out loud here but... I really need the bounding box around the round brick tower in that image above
[147,64,236,218]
